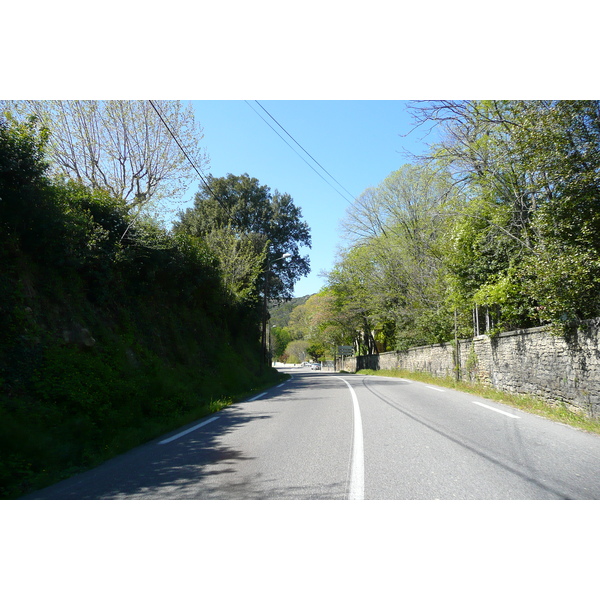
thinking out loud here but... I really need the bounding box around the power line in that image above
[254,101,357,203]
[148,99,224,209]
[245,101,356,206]
[149,101,273,254]
[152,99,357,211]
[244,101,349,203]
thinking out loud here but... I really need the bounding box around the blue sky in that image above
[179,100,437,298]
[9,7,593,300]
[7,1,597,580]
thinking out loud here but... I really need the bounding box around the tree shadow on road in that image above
[24,377,350,500]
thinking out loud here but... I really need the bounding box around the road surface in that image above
[24,368,600,499]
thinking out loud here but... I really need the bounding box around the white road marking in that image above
[247,392,267,402]
[158,416,220,445]
[472,401,520,419]
[426,385,446,392]
[276,382,285,388]
[340,377,364,500]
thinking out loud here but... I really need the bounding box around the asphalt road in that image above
[25,368,600,499]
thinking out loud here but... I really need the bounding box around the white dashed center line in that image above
[472,401,520,419]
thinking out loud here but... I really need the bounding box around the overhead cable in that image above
[148,99,225,209]
[245,100,356,206]
[254,100,357,203]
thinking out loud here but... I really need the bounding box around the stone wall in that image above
[344,319,600,418]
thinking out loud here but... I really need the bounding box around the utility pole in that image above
[454,308,460,381]
[260,252,291,375]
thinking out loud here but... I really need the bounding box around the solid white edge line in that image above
[340,377,364,500]
[425,385,446,392]
[158,379,284,446]
[158,416,220,445]
[472,401,520,419]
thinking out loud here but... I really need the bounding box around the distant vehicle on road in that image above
[311,363,321,370]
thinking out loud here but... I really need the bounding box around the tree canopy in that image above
[0,100,208,215]
[313,100,600,357]
[417,100,600,331]
[174,173,311,301]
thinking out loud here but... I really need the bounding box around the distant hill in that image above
[269,295,312,328]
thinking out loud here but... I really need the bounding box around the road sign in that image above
[337,345,354,356]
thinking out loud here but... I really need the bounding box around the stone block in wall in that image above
[349,319,600,418]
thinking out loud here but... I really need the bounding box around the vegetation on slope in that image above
[0,116,290,499]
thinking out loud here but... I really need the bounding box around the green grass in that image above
[1,360,288,500]
[356,368,600,436]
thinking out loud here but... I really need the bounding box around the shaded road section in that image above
[25,368,600,500]
[25,370,354,499]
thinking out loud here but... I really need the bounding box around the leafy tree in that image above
[1,100,208,214]
[268,295,312,328]
[287,300,311,340]
[271,326,292,361]
[0,115,78,261]
[326,245,382,354]
[335,164,457,349]
[306,343,327,361]
[444,195,536,334]
[0,114,49,183]
[202,227,267,303]
[514,101,600,327]
[174,173,311,300]
[411,100,600,332]
[284,293,346,358]
[283,339,310,364]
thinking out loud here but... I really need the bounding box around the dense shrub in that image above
[0,115,280,499]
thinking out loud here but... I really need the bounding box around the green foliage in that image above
[329,164,457,351]
[283,291,354,359]
[267,294,339,362]
[516,102,600,329]
[1,100,208,213]
[271,326,292,361]
[306,343,327,361]
[174,173,311,300]
[0,115,58,252]
[268,295,311,328]
[523,243,600,329]
[406,100,600,336]
[202,227,267,304]
[284,339,310,363]
[0,119,283,498]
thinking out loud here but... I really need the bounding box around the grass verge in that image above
[2,368,288,500]
[356,368,600,436]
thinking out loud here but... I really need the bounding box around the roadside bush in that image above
[0,115,281,499]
